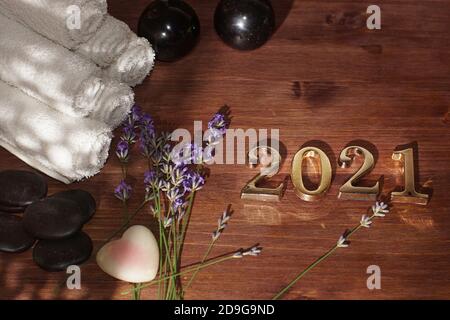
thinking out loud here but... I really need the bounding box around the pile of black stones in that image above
[0,170,94,271]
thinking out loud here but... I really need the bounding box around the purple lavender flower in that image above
[191,143,204,164]
[121,124,137,144]
[142,123,155,138]
[115,140,129,162]
[163,216,174,228]
[139,130,156,158]
[139,113,154,127]
[204,112,229,158]
[128,105,143,126]
[173,143,203,165]
[208,113,229,135]
[139,137,151,158]
[139,113,155,139]
[114,180,132,202]
[144,170,157,185]
[172,198,185,211]
[144,170,161,200]
[167,187,185,202]
[183,171,205,192]
[170,165,188,187]
[144,170,162,189]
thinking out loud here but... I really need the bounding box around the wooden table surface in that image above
[1,0,449,300]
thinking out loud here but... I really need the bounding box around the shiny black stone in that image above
[52,189,96,224]
[0,170,47,209]
[214,0,275,50]
[138,0,200,62]
[33,232,93,272]
[23,197,85,240]
[0,214,35,253]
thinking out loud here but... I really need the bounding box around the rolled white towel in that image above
[0,80,112,184]
[76,15,131,68]
[76,15,155,87]
[104,33,156,87]
[0,13,134,128]
[0,0,107,49]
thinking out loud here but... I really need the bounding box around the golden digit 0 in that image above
[338,146,380,201]
[391,147,429,205]
[291,147,332,202]
[240,145,285,202]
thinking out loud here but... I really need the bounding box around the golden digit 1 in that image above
[338,146,380,201]
[240,146,285,202]
[391,147,429,205]
[291,147,332,202]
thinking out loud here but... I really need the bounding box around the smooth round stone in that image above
[0,214,35,253]
[0,170,47,208]
[214,0,275,50]
[33,232,93,272]
[138,0,200,62]
[52,189,96,224]
[23,198,85,240]
[97,225,159,283]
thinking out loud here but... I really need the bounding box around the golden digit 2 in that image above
[291,147,332,202]
[338,146,380,201]
[240,146,285,202]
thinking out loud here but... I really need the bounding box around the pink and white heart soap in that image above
[96,225,159,283]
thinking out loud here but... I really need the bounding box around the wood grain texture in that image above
[0,0,449,300]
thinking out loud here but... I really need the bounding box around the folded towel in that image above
[76,15,131,68]
[0,80,112,184]
[0,0,107,49]
[105,34,156,87]
[0,13,134,128]
[76,15,155,87]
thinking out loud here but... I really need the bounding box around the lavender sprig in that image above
[125,245,262,296]
[233,246,263,258]
[212,210,231,242]
[273,201,390,300]
[183,209,232,293]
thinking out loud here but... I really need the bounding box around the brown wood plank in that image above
[0,0,449,299]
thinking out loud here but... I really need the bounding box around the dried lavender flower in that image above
[337,235,349,248]
[172,143,204,165]
[360,215,372,228]
[114,180,132,202]
[243,246,262,257]
[208,113,229,135]
[139,113,154,128]
[166,187,185,203]
[212,210,231,242]
[116,140,129,163]
[128,105,143,126]
[139,131,156,158]
[183,171,205,193]
[372,202,389,217]
[170,165,189,187]
[144,170,163,190]
[163,216,174,228]
[121,125,137,144]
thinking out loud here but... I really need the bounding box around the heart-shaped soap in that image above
[96,225,160,283]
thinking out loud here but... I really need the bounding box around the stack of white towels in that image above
[0,0,155,184]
